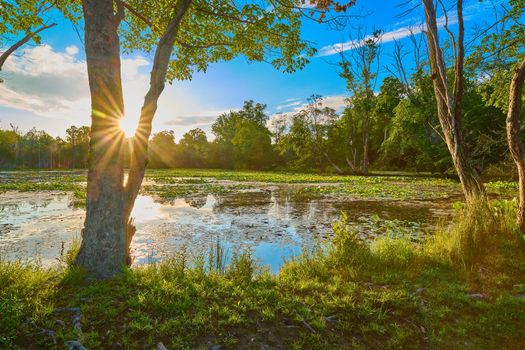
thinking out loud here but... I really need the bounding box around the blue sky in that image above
[0,0,499,139]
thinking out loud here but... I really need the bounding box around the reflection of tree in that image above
[184,194,208,209]
[0,203,20,212]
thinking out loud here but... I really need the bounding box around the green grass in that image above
[1,199,524,349]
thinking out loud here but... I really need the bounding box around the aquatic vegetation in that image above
[298,179,456,200]
[146,168,444,184]
[0,170,518,204]
[485,181,519,196]
[142,183,254,199]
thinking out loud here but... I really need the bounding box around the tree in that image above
[0,128,19,167]
[469,0,525,229]
[65,126,90,168]
[179,128,208,168]
[339,30,382,175]
[74,0,353,278]
[212,100,273,169]
[149,131,176,168]
[232,121,273,169]
[421,0,485,202]
[285,95,342,172]
[506,58,525,231]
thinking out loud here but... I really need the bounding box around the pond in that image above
[0,182,453,273]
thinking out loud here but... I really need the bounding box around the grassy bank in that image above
[1,200,524,349]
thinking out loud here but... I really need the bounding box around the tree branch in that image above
[0,23,57,73]
[124,0,192,217]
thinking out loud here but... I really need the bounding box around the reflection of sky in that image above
[253,242,302,274]
[0,187,442,272]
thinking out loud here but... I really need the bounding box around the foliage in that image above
[211,100,274,169]
[0,0,79,47]
[0,125,89,169]
[121,0,327,81]
[275,95,340,171]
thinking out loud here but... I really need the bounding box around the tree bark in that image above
[506,57,525,232]
[75,0,192,279]
[74,0,127,279]
[124,0,192,221]
[422,0,485,203]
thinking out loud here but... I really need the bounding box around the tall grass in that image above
[423,199,523,269]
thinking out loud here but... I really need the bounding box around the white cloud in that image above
[65,45,79,56]
[268,94,347,128]
[317,13,459,57]
[275,100,302,111]
[320,95,347,111]
[162,108,236,127]
[0,45,90,118]
[0,44,239,137]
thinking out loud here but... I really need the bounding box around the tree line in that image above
[0,75,513,176]
[0,125,89,169]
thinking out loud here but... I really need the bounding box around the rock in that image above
[468,293,487,300]
[419,299,427,308]
[65,340,87,350]
[157,342,168,350]
[54,307,81,314]
[325,315,338,322]
[72,314,82,333]
[412,288,425,296]
[211,345,222,350]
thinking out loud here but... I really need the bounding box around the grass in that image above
[1,199,524,349]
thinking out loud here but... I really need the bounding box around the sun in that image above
[119,118,137,138]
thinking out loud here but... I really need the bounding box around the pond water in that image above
[0,186,452,273]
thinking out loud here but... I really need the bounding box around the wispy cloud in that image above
[0,45,241,137]
[163,108,236,127]
[268,94,347,129]
[275,100,302,111]
[317,12,461,57]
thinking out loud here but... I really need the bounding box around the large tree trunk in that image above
[75,0,127,279]
[422,0,484,203]
[506,58,525,232]
[75,0,192,279]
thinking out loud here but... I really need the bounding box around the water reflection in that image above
[0,186,451,272]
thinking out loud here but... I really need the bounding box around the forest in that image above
[0,77,511,176]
